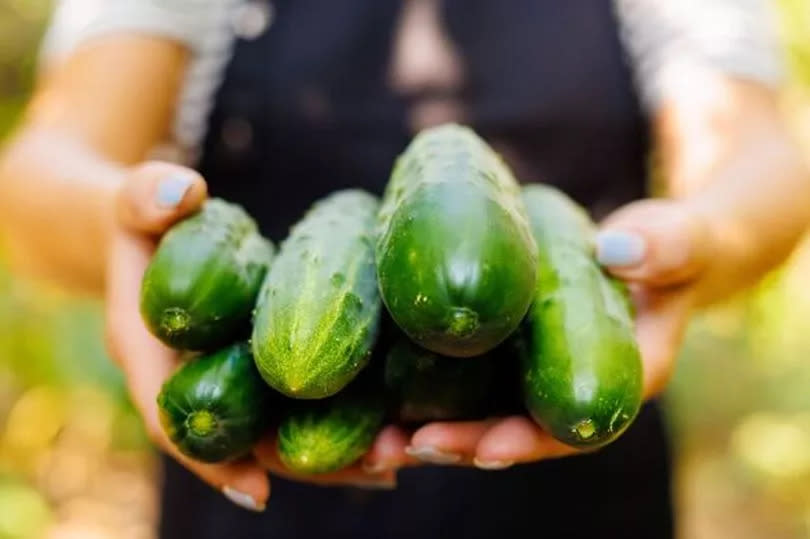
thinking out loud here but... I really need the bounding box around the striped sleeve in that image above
[40,0,247,157]
[614,0,786,110]
[40,0,229,55]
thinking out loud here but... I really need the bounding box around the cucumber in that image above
[520,184,642,448]
[277,377,384,474]
[384,335,495,423]
[157,343,274,463]
[141,199,274,351]
[376,124,538,357]
[252,190,381,399]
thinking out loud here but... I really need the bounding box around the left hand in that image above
[402,198,712,469]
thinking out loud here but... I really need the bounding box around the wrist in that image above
[681,194,767,306]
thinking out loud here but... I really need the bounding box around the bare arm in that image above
[601,77,810,306]
[654,78,810,304]
[596,76,810,395]
[0,35,188,292]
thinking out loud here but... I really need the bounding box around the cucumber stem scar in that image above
[574,419,596,441]
[187,410,217,437]
[161,308,191,335]
[447,307,480,338]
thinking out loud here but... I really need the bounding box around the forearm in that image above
[657,79,810,305]
[0,35,189,294]
[687,122,809,304]
[0,127,125,292]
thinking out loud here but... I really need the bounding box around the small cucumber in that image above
[384,335,495,423]
[277,377,385,474]
[376,124,538,357]
[252,190,381,399]
[520,184,642,448]
[141,199,274,351]
[157,343,274,463]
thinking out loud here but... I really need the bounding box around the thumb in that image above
[116,161,208,235]
[596,199,710,287]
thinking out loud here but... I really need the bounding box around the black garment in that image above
[162,1,672,537]
[161,403,671,538]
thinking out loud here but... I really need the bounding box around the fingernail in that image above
[222,486,264,512]
[404,445,462,465]
[595,230,646,267]
[362,461,392,474]
[156,175,194,208]
[473,458,514,470]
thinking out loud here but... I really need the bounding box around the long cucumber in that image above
[520,184,642,448]
[252,190,381,399]
[376,124,538,357]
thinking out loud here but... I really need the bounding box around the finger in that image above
[165,436,271,511]
[407,419,497,465]
[473,416,579,469]
[116,161,207,235]
[104,230,269,510]
[362,425,418,473]
[596,199,710,287]
[633,287,694,400]
[253,436,396,489]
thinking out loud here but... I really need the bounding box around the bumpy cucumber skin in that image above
[252,190,381,399]
[376,124,538,357]
[277,381,385,474]
[157,343,274,463]
[384,335,494,423]
[520,185,642,448]
[140,199,274,351]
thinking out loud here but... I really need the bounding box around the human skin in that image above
[0,35,808,509]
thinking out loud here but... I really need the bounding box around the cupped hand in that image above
[404,198,709,469]
[104,162,275,510]
[104,163,413,510]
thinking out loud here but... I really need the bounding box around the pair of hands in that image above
[105,162,709,511]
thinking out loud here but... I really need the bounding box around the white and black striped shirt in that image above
[39,0,785,156]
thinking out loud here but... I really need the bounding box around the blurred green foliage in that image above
[0,0,49,136]
[0,6,155,537]
[777,0,810,87]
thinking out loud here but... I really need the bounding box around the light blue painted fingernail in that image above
[156,175,194,208]
[595,230,646,267]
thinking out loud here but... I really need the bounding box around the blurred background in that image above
[1,1,810,538]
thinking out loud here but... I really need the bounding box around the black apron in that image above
[161,1,673,537]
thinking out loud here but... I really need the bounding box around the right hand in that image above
[104,162,409,512]
[104,161,273,511]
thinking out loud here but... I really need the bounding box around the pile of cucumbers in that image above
[142,124,642,474]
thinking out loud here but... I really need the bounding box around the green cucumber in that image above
[520,184,642,448]
[384,335,494,423]
[141,199,274,351]
[252,190,381,399]
[376,124,538,357]
[157,343,274,462]
[277,378,385,474]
